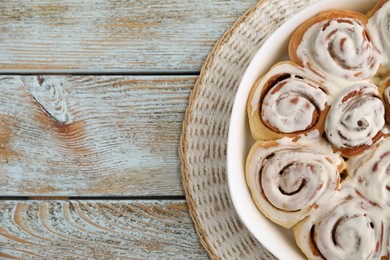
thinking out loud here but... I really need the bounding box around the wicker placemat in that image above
[180,0,320,259]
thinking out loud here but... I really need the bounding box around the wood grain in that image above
[0,76,195,196]
[0,200,207,259]
[0,0,257,73]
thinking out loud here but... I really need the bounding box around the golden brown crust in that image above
[293,220,325,260]
[330,131,384,158]
[326,88,384,157]
[247,61,292,140]
[247,61,329,141]
[245,140,344,228]
[244,140,295,227]
[288,10,368,67]
[367,0,389,18]
[245,4,389,259]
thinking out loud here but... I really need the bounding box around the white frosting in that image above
[368,1,390,66]
[325,83,385,149]
[249,63,328,133]
[246,5,390,257]
[247,139,341,227]
[297,18,381,91]
[262,78,327,133]
[315,201,380,260]
[349,137,390,206]
[295,191,385,260]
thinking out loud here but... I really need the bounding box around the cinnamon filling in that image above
[260,74,322,134]
[278,163,307,196]
[310,225,326,259]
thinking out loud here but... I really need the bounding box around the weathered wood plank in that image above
[0,0,257,72]
[0,76,195,196]
[0,200,207,259]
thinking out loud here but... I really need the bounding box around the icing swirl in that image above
[290,11,381,91]
[294,195,385,260]
[245,6,390,259]
[246,138,343,228]
[325,83,385,156]
[368,0,390,66]
[349,137,390,207]
[247,62,328,140]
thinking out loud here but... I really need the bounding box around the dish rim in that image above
[226,0,379,259]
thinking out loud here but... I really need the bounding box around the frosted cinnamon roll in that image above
[247,62,329,140]
[368,0,390,66]
[246,138,343,228]
[294,194,386,260]
[349,137,390,207]
[325,83,385,157]
[289,10,381,90]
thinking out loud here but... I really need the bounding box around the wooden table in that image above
[0,0,258,258]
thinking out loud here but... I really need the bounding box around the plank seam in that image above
[0,196,186,201]
[0,71,200,76]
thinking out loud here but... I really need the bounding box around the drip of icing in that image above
[275,129,322,143]
[325,83,385,148]
[368,1,390,66]
[297,18,381,94]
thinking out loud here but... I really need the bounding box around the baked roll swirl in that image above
[294,194,386,260]
[244,3,390,259]
[368,0,390,66]
[324,83,385,157]
[349,137,390,207]
[246,138,343,228]
[247,62,329,140]
[289,10,381,90]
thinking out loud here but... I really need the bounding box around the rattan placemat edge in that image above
[179,0,268,258]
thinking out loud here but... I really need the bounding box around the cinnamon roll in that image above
[368,0,390,67]
[294,194,386,260]
[289,10,381,90]
[348,137,390,207]
[247,62,329,140]
[243,4,390,259]
[246,138,343,228]
[324,83,385,157]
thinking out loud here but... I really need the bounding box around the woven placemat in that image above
[180,0,320,259]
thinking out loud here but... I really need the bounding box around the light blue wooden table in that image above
[0,0,258,258]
